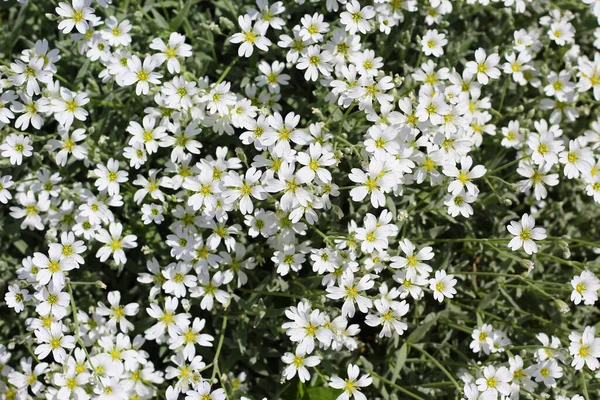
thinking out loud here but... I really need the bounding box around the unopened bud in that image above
[555,299,570,314]
[181,299,191,312]
[234,147,247,165]
[521,260,534,271]
[397,210,409,221]
[219,16,235,31]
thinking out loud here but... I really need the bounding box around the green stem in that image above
[370,371,426,400]
[582,370,590,400]
[211,314,228,381]
[216,56,239,84]
[408,343,461,392]
[66,283,95,374]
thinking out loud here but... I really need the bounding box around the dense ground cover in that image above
[1,0,600,399]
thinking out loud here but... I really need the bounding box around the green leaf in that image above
[13,240,28,255]
[390,343,408,383]
[407,313,438,344]
[170,0,196,31]
[306,386,340,400]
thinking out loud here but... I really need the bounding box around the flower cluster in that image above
[0,0,600,399]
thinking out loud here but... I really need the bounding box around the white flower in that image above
[33,246,77,288]
[185,381,226,400]
[559,139,594,179]
[299,13,329,42]
[281,349,320,382]
[531,359,563,387]
[265,162,312,211]
[507,213,547,255]
[94,158,128,196]
[256,60,290,93]
[1,134,33,165]
[248,0,286,29]
[101,16,132,47]
[516,161,559,200]
[465,48,501,85]
[282,301,332,354]
[443,155,487,196]
[475,365,512,398]
[150,32,192,74]
[9,190,51,230]
[349,160,396,208]
[503,51,532,85]
[141,203,165,225]
[390,239,433,279]
[528,131,564,167]
[421,29,447,57]
[444,190,477,218]
[183,170,222,212]
[569,326,600,371]
[272,244,306,276]
[297,45,333,82]
[470,324,494,354]
[11,93,49,130]
[96,290,139,333]
[53,368,89,399]
[0,175,14,204]
[162,263,198,298]
[365,300,409,337]
[95,222,138,265]
[261,112,310,156]
[223,167,266,214]
[169,317,214,360]
[55,0,96,34]
[329,364,372,400]
[34,322,75,364]
[229,15,271,57]
[570,271,600,305]
[429,270,457,302]
[145,297,189,340]
[326,270,373,318]
[548,20,575,46]
[5,284,31,313]
[340,0,375,35]
[296,143,336,183]
[122,55,163,95]
[10,58,52,96]
[48,127,88,166]
[34,283,70,318]
[190,271,231,311]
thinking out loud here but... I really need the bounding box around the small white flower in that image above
[329,364,372,400]
[465,48,501,85]
[421,29,447,57]
[95,222,138,266]
[229,15,271,57]
[281,348,320,382]
[1,134,33,165]
[429,270,457,302]
[507,213,547,255]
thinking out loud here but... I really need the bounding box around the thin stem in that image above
[211,314,228,381]
[582,370,590,400]
[408,343,461,391]
[370,371,426,400]
[216,56,239,84]
[66,283,95,374]
[24,340,40,363]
